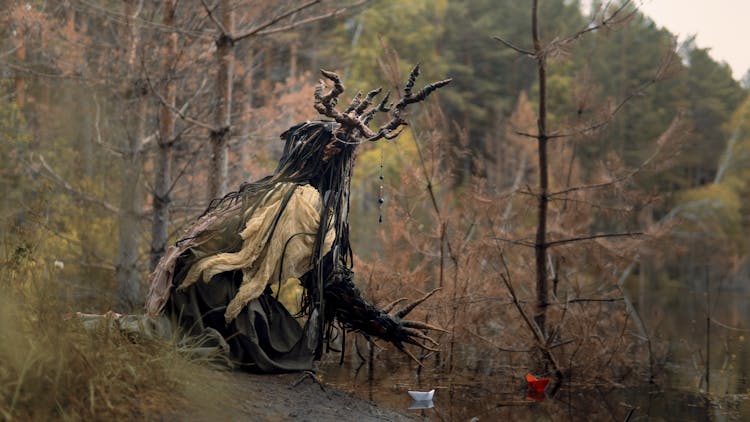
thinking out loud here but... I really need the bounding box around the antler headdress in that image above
[313,65,451,155]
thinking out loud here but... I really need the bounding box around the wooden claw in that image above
[395,288,441,319]
[403,337,440,353]
[403,347,424,367]
[382,297,408,314]
[402,327,439,346]
[401,320,449,333]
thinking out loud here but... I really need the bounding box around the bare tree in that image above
[200,0,356,200]
[149,0,177,270]
[493,0,666,378]
[115,0,149,309]
[529,0,551,337]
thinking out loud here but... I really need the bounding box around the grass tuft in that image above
[0,266,228,421]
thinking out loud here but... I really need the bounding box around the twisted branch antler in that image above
[313,65,451,142]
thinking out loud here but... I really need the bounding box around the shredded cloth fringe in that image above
[177,182,334,322]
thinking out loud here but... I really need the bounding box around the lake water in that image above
[321,278,750,420]
[322,358,748,420]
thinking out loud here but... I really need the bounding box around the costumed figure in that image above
[144,66,451,372]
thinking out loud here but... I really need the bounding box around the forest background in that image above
[1,0,749,419]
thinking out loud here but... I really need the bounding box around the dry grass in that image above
[346,109,661,387]
[0,265,227,421]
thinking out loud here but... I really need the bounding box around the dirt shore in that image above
[176,370,421,421]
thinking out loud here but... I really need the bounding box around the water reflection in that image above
[323,359,747,420]
[321,280,750,420]
[408,400,434,410]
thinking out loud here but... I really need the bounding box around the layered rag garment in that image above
[171,184,334,371]
[178,183,334,323]
[144,95,446,371]
[145,121,347,372]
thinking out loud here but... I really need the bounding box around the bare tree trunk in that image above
[531,0,549,337]
[116,143,143,309]
[150,0,177,270]
[13,24,26,107]
[209,0,235,201]
[116,0,146,309]
[235,47,254,180]
[289,40,299,79]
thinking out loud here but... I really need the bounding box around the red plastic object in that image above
[525,373,550,394]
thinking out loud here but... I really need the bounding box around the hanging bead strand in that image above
[378,143,384,224]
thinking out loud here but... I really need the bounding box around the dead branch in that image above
[199,0,229,35]
[467,329,534,353]
[143,66,216,132]
[75,0,211,40]
[233,0,321,42]
[493,237,535,248]
[23,210,117,271]
[565,297,624,304]
[91,93,124,157]
[546,232,643,248]
[495,1,637,61]
[550,110,684,197]
[495,252,563,379]
[36,155,120,214]
[256,2,367,37]
[559,0,636,45]
[200,0,367,42]
[710,318,750,332]
[492,36,534,56]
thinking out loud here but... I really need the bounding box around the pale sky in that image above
[583,0,750,81]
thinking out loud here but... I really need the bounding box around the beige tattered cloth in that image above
[145,182,334,323]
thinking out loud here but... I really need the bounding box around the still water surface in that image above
[322,282,750,420]
[323,360,747,420]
